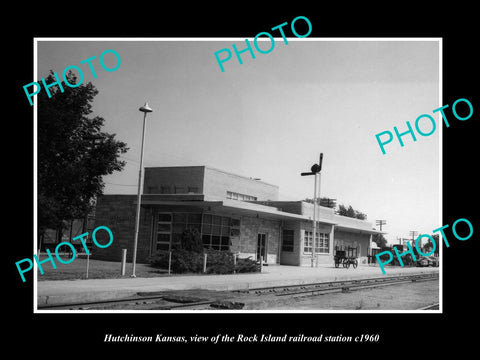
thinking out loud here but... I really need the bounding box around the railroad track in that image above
[38,294,217,310]
[38,272,438,310]
[236,272,439,298]
[417,303,440,310]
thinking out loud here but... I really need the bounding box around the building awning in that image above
[220,199,336,224]
[335,224,385,235]
[137,196,337,224]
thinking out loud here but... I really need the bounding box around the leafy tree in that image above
[354,210,367,220]
[433,234,440,255]
[337,204,367,220]
[372,233,388,248]
[37,71,128,240]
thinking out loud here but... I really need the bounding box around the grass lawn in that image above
[36,254,169,281]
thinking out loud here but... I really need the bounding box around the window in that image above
[174,186,185,194]
[303,231,330,254]
[230,218,241,237]
[160,186,172,194]
[147,186,158,194]
[316,233,330,253]
[303,231,313,253]
[282,229,294,252]
[202,214,231,250]
[156,213,172,251]
[226,191,257,201]
[171,213,202,245]
[156,212,237,252]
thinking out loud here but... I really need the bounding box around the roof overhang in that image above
[335,225,386,235]
[136,196,337,223]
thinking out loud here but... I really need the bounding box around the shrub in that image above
[149,249,203,273]
[180,228,203,252]
[205,248,234,274]
[149,249,260,274]
[235,256,260,273]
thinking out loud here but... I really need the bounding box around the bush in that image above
[149,249,260,274]
[180,228,203,252]
[235,257,260,273]
[204,248,234,274]
[149,249,203,273]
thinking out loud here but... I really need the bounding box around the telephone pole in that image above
[376,220,386,231]
[409,230,418,248]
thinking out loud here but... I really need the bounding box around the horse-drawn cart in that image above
[334,246,358,269]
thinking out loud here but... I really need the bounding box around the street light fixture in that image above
[131,102,153,277]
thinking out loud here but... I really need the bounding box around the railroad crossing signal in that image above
[301,153,323,176]
[300,153,324,268]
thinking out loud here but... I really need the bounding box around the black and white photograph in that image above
[33,38,441,313]
[8,6,478,353]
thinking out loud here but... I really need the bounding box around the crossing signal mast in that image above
[301,153,323,268]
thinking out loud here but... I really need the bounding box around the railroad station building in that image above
[92,166,382,266]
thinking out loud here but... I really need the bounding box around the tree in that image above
[372,233,388,248]
[337,204,367,220]
[430,234,440,256]
[37,71,128,239]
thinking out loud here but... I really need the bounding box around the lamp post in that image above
[131,102,153,277]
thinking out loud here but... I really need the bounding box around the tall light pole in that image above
[131,102,153,277]
[301,153,323,268]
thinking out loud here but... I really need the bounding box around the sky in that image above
[36,38,440,244]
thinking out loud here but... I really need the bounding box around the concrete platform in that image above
[36,264,440,307]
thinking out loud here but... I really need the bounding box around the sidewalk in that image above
[37,264,439,307]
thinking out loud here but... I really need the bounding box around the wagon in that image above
[334,246,358,269]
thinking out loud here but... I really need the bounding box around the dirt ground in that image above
[265,280,439,310]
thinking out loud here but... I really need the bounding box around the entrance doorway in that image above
[257,233,267,262]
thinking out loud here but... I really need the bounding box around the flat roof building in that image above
[93,166,383,267]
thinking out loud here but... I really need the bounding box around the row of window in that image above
[148,186,199,194]
[282,229,330,254]
[226,191,257,201]
[157,213,330,254]
[304,231,330,254]
[156,213,240,251]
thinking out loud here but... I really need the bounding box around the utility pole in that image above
[409,230,418,249]
[376,220,386,232]
[301,153,323,268]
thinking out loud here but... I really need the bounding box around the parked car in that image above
[416,257,430,267]
[416,256,439,267]
[425,256,439,267]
